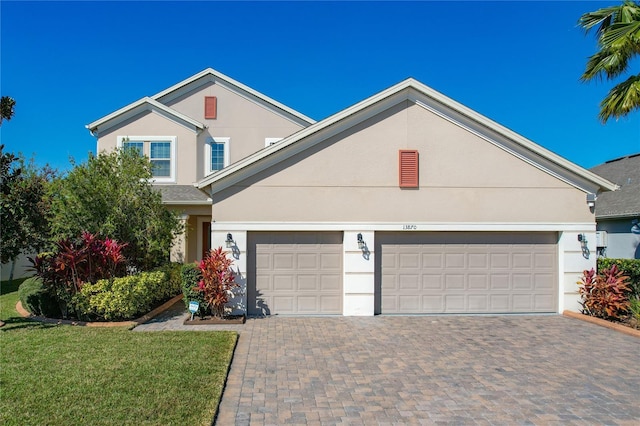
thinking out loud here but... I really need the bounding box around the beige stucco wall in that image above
[97,111,200,184]
[212,101,594,224]
[97,80,306,186]
[165,81,306,166]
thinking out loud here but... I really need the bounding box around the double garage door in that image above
[377,232,558,314]
[247,231,558,315]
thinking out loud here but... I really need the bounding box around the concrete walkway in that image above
[136,304,640,425]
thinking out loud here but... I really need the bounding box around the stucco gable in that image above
[87,68,315,138]
[198,78,617,196]
[87,97,205,136]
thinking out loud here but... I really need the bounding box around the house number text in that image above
[403,225,417,230]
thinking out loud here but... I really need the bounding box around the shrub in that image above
[156,262,182,296]
[197,247,238,318]
[598,258,640,298]
[17,276,58,317]
[30,232,127,318]
[578,265,631,321]
[629,296,640,329]
[180,262,202,310]
[76,270,173,321]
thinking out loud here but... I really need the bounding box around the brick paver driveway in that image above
[216,315,639,425]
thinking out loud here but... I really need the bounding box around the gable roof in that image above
[86,97,205,135]
[87,68,315,135]
[590,153,640,219]
[197,78,618,196]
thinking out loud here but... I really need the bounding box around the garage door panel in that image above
[273,253,294,269]
[445,295,465,311]
[320,253,341,269]
[422,275,443,290]
[248,232,343,316]
[445,275,464,290]
[489,294,510,311]
[297,253,318,269]
[468,275,489,290]
[377,232,558,314]
[399,274,420,290]
[445,253,465,268]
[468,295,488,311]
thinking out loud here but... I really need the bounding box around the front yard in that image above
[0,279,237,426]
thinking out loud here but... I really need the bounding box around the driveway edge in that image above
[563,310,640,338]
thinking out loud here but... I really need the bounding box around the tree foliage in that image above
[0,146,54,264]
[579,0,640,122]
[0,96,15,124]
[48,149,184,271]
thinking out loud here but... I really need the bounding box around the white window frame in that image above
[205,137,230,175]
[117,135,177,183]
[265,137,283,147]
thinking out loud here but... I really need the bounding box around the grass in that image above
[0,278,237,426]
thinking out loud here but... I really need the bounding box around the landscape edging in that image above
[563,310,640,338]
[15,294,184,327]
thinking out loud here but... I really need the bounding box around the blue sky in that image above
[1,1,638,172]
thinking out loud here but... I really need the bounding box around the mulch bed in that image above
[183,315,245,325]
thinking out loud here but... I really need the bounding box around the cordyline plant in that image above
[578,264,631,321]
[30,231,127,318]
[196,247,238,318]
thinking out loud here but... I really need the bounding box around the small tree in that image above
[197,247,238,318]
[48,149,183,271]
[0,147,55,279]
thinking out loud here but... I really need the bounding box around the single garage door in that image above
[247,232,343,316]
[376,232,558,314]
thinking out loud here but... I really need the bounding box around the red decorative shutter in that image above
[205,96,217,119]
[399,150,419,188]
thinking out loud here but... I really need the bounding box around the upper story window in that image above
[118,136,177,183]
[205,137,230,175]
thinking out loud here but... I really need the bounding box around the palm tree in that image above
[579,0,640,122]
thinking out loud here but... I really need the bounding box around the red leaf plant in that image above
[197,247,238,318]
[578,264,631,321]
[30,232,127,318]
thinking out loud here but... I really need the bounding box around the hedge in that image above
[75,268,181,321]
[18,276,59,317]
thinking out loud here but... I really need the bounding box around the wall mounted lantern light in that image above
[357,233,365,249]
[225,233,234,248]
[578,233,590,259]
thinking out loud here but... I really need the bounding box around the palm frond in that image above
[599,73,640,122]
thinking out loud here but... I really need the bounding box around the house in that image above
[590,154,640,259]
[88,68,617,316]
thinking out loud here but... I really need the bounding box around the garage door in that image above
[376,232,558,314]
[247,232,343,316]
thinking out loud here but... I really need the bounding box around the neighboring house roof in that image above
[590,153,640,219]
[87,68,315,135]
[86,97,205,135]
[155,185,211,205]
[197,77,618,196]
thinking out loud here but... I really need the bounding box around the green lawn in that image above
[0,278,237,426]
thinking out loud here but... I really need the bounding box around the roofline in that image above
[161,200,212,206]
[197,78,619,193]
[86,97,205,133]
[596,212,640,220]
[152,68,316,126]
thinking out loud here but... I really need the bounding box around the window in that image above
[265,137,283,147]
[117,136,176,182]
[205,137,230,174]
[399,150,419,188]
